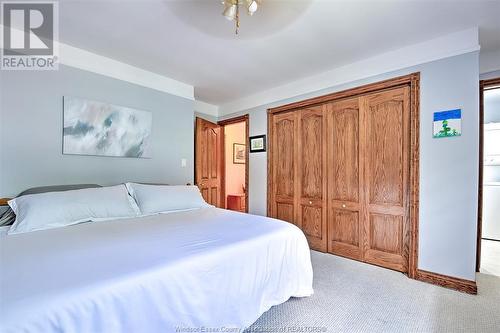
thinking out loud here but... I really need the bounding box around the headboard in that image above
[0,198,10,207]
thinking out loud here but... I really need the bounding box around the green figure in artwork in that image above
[439,119,452,137]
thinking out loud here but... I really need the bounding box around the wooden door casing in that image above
[326,97,362,260]
[361,86,411,272]
[297,106,327,252]
[195,117,223,207]
[270,112,298,225]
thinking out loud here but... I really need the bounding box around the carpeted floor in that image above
[248,251,500,333]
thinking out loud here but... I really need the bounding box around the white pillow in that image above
[126,183,210,215]
[8,185,140,235]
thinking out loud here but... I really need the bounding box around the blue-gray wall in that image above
[221,52,480,281]
[0,65,194,197]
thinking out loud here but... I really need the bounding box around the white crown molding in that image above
[219,27,480,115]
[480,48,500,74]
[194,100,219,117]
[59,43,194,100]
[1,25,194,100]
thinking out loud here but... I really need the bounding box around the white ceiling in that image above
[58,0,500,105]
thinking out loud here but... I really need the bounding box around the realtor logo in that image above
[1,1,59,70]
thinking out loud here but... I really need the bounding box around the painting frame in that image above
[233,143,246,164]
[249,135,266,153]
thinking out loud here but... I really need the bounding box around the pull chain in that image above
[235,2,240,35]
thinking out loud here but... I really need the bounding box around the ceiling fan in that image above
[221,0,261,34]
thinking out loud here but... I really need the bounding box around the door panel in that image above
[195,117,223,207]
[368,99,404,206]
[302,206,323,238]
[276,118,295,197]
[361,87,410,272]
[298,107,327,251]
[369,214,403,254]
[327,98,362,260]
[276,202,294,223]
[270,112,297,225]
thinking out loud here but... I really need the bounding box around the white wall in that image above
[480,49,500,74]
[220,52,480,281]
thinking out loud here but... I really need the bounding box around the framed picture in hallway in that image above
[233,143,246,164]
[249,135,266,153]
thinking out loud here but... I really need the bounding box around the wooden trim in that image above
[408,74,421,279]
[267,73,421,278]
[245,116,249,213]
[0,198,11,206]
[218,114,249,126]
[267,112,273,217]
[417,269,477,294]
[477,80,484,272]
[268,73,421,114]
[219,114,250,213]
[221,125,226,208]
[476,77,500,272]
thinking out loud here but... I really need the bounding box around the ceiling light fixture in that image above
[222,0,260,35]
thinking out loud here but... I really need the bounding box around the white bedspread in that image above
[0,208,313,332]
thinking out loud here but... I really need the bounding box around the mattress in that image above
[0,207,313,332]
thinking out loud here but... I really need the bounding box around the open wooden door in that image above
[195,117,223,207]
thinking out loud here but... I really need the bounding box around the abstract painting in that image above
[63,97,152,158]
[433,109,461,138]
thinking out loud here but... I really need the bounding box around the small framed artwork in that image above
[233,143,246,164]
[433,109,462,138]
[249,135,266,153]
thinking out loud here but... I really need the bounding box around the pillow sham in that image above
[126,183,210,215]
[8,185,140,235]
[0,184,102,227]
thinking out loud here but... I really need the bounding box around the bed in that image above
[0,207,313,332]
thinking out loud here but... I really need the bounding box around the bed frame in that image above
[0,198,11,206]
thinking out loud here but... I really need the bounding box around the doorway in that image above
[477,77,500,277]
[194,115,249,212]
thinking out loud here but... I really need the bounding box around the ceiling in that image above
[58,0,500,105]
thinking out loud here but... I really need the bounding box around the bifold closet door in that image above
[297,107,327,252]
[361,87,411,272]
[326,98,363,260]
[270,112,297,225]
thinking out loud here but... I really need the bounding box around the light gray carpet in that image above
[248,251,500,332]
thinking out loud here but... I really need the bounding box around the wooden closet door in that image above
[270,112,297,225]
[297,106,327,252]
[361,87,410,272]
[326,98,362,260]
